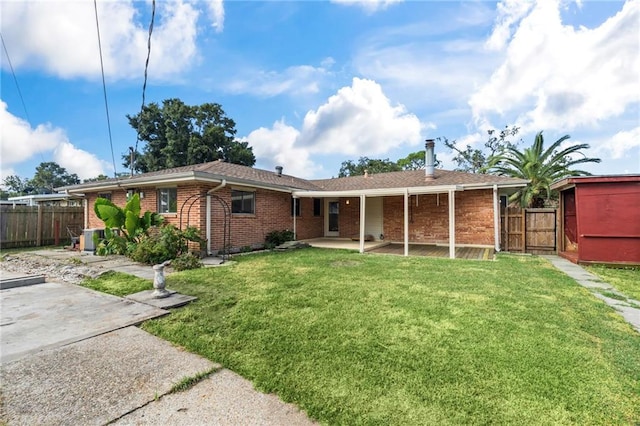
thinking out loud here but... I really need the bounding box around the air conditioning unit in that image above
[83,228,105,252]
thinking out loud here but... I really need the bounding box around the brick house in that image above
[58,145,527,258]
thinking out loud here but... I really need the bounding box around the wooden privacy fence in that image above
[0,205,84,249]
[501,207,557,254]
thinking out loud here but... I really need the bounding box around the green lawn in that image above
[586,265,640,301]
[84,249,640,424]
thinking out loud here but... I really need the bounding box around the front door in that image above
[326,200,339,237]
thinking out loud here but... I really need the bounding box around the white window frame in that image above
[157,187,177,214]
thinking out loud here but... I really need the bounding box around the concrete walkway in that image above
[543,255,640,333]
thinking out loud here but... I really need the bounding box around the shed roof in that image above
[551,174,640,191]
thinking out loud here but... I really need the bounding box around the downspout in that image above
[359,194,366,254]
[404,189,409,256]
[293,197,297,240]
[448,189,455,259]
[206,180,227,255]
[493,184,501,252]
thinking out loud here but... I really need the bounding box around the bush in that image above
[265,229,295,247]
[129,225,204,265]
[172,253,203,271]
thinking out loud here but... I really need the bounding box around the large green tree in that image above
[338,157,402,177]
[489,131,601,207]
[124,99,255,173]
[441,126,521,173]
[30,162,80,193]
[2,162,79,195]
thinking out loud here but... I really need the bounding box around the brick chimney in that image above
[425,139,435,181]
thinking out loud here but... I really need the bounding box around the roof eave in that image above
[59,171,306,195]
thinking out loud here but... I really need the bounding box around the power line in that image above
[93,0,118,178]
[132,0,156,174]
[1,32,47,164]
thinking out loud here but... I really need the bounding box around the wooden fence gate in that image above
[501,207,557,254]
[0,205,84,249]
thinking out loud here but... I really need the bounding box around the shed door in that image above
[563,189,577,251]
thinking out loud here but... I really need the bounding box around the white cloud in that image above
[243,78,427,178]
[207,0,225,33]
[244,120,323,179]
[485,0,535,51]
[0,101,62,164]
[0,101,108,180]
[53,142,112,181]
[0,0,220,81]
[225,60,334,97]
[470,0,640,136]
[601,126,640,160]
[330,0,403,13]
[298,78,425,155]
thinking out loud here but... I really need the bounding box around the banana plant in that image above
[94,193,163,243]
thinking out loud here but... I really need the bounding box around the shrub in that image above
[172,253,203,271]
[129,225,205,265]
[265,229,295,247]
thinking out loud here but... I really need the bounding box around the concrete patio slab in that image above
[0,326,217,426]
[0,281,168,363]
[0,271,46,289]
[114,368,315,426]
[127,290,198,309]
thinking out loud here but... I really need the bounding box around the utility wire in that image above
[1,32,47,164]
[93,0,118,178]
[132,0,156,173]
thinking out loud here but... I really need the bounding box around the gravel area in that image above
[0,253,106,284]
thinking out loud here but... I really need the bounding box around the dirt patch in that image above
[0,253,106,284]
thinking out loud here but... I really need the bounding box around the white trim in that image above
[293,185,462,199]
[293,198,298,240]
[359,195,366,254]
[449,189,456,259]
[493,184,501,252]
[404,189,409,257]
[325,199,339,237]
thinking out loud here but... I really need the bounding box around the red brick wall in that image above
[338,197,362,238]
[84,184,324,252]
[84,186,494,249]
[383,190,494,246]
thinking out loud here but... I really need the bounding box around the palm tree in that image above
[489,132,601,207]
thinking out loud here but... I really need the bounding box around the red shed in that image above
[551,175,640,266]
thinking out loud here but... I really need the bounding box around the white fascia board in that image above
[460,182,529,190]
[293,185,462,198]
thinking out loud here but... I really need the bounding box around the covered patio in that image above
[304,238,493,260]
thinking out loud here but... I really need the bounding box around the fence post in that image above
[54,219,60,246]
[36,204,43,247]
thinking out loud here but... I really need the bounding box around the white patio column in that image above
[359,194,366,254]
[293,197,297,240]
[404,189,409,256]
[448,189,456,259]
[493,184,501,252]
[206,195,212,255]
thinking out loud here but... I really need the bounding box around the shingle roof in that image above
[59,161,527,193]
[310,169,528,191]
[58,161,322,192]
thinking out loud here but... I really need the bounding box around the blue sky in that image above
[1,0,639,184]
